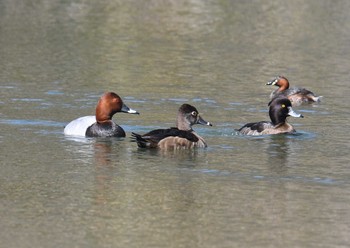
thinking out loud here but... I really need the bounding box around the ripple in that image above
[0,85,16,89]
[166,98,189,102]
[180,167,345,186]
[0,119,65,127]
[46,90,64,95]
[12,98,44,102]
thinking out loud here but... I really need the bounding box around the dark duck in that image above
[132,104,212,149]
[237,97,304,136]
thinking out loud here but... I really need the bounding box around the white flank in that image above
[64,116,96,136]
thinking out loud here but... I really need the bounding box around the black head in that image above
[268,98,303,125]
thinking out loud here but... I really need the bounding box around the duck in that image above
[131,104,212,149]
[266,76,321,106]
[237,97,304,136]
[64,92,139,137]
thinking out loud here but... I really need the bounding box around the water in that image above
[1,1,350,247]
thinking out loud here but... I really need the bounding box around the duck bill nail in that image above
[121,104,139,114]
[288,107,303,118]
[197,116,212,126]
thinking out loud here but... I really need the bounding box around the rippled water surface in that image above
[1,1,350,247]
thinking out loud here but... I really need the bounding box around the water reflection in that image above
[264,133,315,174]
[90,140,119,209]
[133,147,201,167]
[92,140,116,167]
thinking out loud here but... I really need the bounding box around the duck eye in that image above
[191,111,197,116]
[281,104,286,108]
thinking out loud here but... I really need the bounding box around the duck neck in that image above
[269,110,287,126]
[176,113,192,131]
[96,106,115,124]
[277,78,290,92]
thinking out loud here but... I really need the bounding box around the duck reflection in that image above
[266,135,290,173]
[92,139,114,167]
[90,139,123,207]
[265,133,305,174]
[132,146,202,168]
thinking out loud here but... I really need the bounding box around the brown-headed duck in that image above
[64,92,139,137]
[237,97,303,136]
[132,104,212,149]
[267,76,321,106]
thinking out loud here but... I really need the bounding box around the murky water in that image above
[1,1,350,247]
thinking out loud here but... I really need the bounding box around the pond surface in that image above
[1,1,350,247]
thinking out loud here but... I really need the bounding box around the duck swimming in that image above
[237,97,303,136]
[267,76,321,106]
[64,92,139,137]
[131,104,212,149]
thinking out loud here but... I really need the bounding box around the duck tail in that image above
[311,95,323,102]
[131,132,149,148]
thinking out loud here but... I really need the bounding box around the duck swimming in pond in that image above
[237,97,304,136]
[132,104,212,149]
[267,76,321,106]
[64,92,139,137]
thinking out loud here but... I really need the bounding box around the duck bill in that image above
[266,78,277,86]
[121,103,139,114]
[197,115,212,126]
[287,106,304,118]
